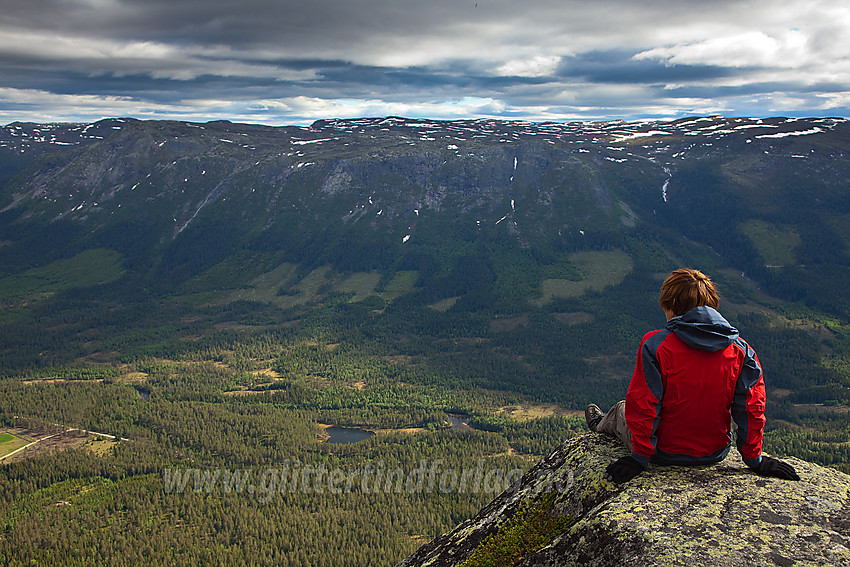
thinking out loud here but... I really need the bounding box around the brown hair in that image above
[659,268,719,317]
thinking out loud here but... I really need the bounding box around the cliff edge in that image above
[397,434,850,567]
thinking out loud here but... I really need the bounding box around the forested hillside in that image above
[1,116,849,565]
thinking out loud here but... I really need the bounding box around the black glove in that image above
[605,456,645,483]
[755,456,800,481]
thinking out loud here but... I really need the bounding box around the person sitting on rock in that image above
[585,268,800,483]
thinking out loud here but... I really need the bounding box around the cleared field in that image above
[428,296,459,312]
[268,265,378,307]
[0,249,125,303]
[496,403,580,421]
[0,431,30,459]
[220,263,321,307]
[552,311,595,325]
[253,262,300,300]
[739,219,800,266]
[338,271,381,301]
[289,266,335,304]
[186,264,420,308]
[85,437,118,456]
[490,314,530,333]
[380,270,419,301]
[537,249,633,304]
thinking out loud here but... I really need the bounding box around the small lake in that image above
[324,426,375,444]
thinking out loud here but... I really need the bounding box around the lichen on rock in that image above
[397,434,850,567]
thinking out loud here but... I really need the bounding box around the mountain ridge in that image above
[3,115,848,277]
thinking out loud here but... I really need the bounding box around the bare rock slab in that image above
[398,434,850,567]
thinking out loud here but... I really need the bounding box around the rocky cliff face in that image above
[397,434,850,567]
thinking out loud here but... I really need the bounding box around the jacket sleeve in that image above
[731,338,766,468]
[626,330,667,467]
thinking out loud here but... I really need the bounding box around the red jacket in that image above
[626,306,766,468]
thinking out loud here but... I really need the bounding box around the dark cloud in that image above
[555,50,741,84]
[1,0,848,124]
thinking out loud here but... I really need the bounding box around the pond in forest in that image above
[324,426,375,444]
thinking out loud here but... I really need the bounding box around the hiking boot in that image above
[585,403,604,432]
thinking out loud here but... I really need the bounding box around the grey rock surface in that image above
[398,434,850,567]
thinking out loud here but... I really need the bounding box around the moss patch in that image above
[460,495,572,567]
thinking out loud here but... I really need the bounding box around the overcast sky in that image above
[2,0,849,125]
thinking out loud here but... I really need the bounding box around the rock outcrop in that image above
[397,434,850,567]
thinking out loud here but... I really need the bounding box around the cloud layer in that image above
[2,0,849,124]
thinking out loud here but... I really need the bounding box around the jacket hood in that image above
[665,306,739,352]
